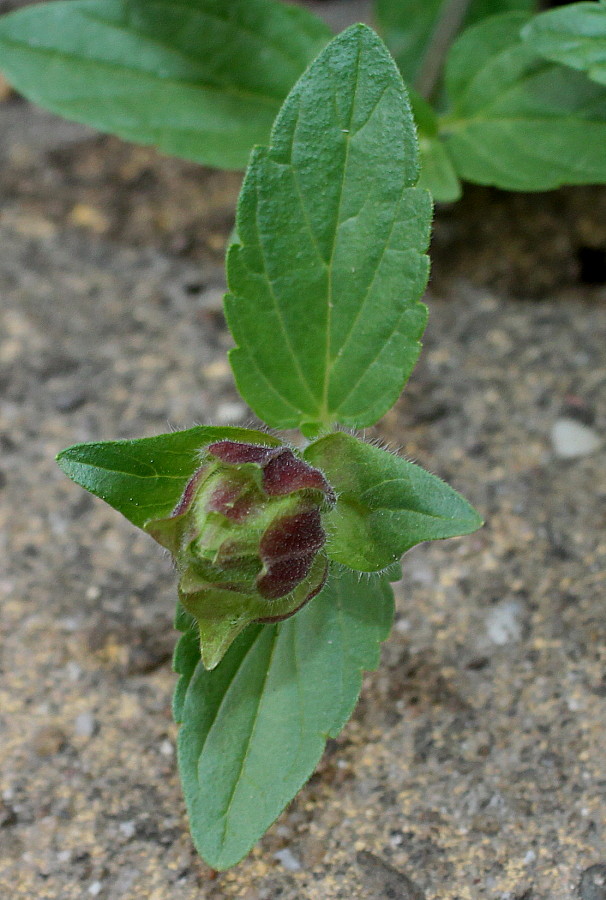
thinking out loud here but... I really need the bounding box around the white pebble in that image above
[88,882,102,897]
[274,848,302,871]
[551,419,601,459]
[74,712,96,738]
[159,739,173,757]
[119,820,136,839]
[485,600,524,645]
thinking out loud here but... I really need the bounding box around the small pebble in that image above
[32,725,67,757]
[551,418,601,459]
[485,600,524,645]
[118,820,136,839]
[88,882,102,897]
[274,848,302,872]
[74,712,96,739]
[54,389,88,413]
[579,864,606,900]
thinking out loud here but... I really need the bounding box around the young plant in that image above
[57,26,482,870]
[2,0,606,202]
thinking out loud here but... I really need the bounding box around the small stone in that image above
[357,851,425,900]
[32,725,67,757]
[69,203,110,234]
[551,418,601,459]
[579,865,606,900]
[0,801,17,828]
[118,820,136,839]
[88,881,103,897]
[274,848,302,872]
[485,600,524,645]
[54,389,88,413]
[74,712,96,739]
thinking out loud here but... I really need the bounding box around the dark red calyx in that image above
[257,508,326,600]
[207,440,277,466]
[207,441,335,505]
[263,450,335,500]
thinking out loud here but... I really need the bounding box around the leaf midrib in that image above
[320,39,361,424]
[215,629,279,851]
[80,3,320,94]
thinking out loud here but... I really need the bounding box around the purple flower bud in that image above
[145,439,335,669]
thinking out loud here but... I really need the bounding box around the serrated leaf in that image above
[522,1,606,87]
[304,432,482,571]
[0,0,331,169]
[225,24,432,432]
[376,0,536,87]
[440,12,606,191]
[56,426,280,528]
[177,565,394,870]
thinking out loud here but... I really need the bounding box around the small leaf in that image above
[376,0,536,87]
[56,426,280,528]
[0,0,331,169]
[304,432,482,571]
[225,24,432,432]
[522,1,606,87]
[410,90,461,201]
[417,135,462,202]
[177,565,394,870]
[440,12,606,191]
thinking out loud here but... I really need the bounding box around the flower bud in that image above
[145,440,335,668]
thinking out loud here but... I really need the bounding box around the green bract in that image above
[56,25,482,871]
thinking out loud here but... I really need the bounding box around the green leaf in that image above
[172,604,200,724]
[0,0,331,169]
[522,1,606,87]
[418,135,462,201]
[177,565,394,870]
[440,12,606,191]
[410,90,461,201]
[304,432,482,571]
[375,0,536,88]
[56,426,280,529]
[225,24,432,432]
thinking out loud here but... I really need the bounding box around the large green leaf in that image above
[225,24,432,434]
[522,1,606,87]
[56,426,280,528]
[375,0,536,88]
[440,12,606,191]
[305,432,482,571]
[177,565,394,870]
[0,0,331,169]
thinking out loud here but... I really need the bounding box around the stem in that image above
[414,0,475,102]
